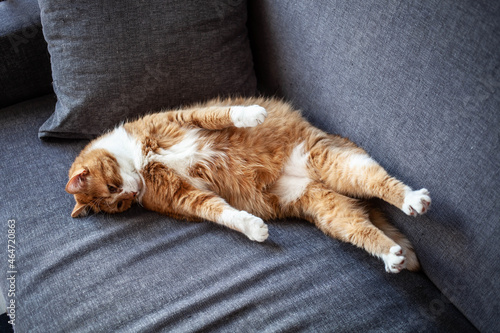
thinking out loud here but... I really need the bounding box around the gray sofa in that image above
[1,0,498,332]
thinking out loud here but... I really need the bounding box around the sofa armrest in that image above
[0,0,52,108]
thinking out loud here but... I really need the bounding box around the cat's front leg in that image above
[141,163,268,241]
[229,105,267,128]
[162,105,267,130]
[219,209,269,242]
[163,185,269,242]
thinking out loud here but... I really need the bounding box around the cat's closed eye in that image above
[108,184,119,193]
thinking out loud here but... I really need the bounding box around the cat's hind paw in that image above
[230,105,267,128]
[382,245,407,273]
[402,188,431,216]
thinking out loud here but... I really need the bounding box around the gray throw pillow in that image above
[37,0,257,139]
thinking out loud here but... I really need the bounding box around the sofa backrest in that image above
[0,0,52,108]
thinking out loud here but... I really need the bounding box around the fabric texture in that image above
[0,0,52,108]
[37,0,257,139]
[249,0,500,331]
[0,95,477,332]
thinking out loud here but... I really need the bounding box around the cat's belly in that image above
[190,158,284,219]
[191,141,312,218]
[143,128,311,219]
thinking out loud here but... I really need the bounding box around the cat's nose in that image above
[124,192,137,200]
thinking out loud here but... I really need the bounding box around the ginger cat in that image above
[66,97,431,273]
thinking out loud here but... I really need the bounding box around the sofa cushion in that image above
[0,95,477,332]
[37,0,257,139]
[0,0,52,108]
[248,1,500,331]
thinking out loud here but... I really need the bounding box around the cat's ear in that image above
[71,202,89,218]
[66,168,89,194]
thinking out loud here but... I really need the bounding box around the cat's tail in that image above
[368,205,421,271]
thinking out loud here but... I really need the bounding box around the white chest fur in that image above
[90,126,144,196]
[146,129,215,189]
[92,127,217,196]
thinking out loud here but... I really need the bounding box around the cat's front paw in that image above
[236,211,269,242]
[402,188,431,216]
[382,245,406,273]
[230,105,267,128]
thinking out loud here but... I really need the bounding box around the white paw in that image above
[230,105,267,128]
[382,245,406,273]
[235,211,269,242]
[402,188,431,216]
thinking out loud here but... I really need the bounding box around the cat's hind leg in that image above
[296,182,417,273]
[307,137,431,216]
[368,207,420,271]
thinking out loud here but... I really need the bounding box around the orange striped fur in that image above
[66,97,431,273]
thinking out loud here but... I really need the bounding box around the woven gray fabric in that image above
[0,0,52,108]
[0,95,476,332]
[249,0,500,331]
[37,0,256,139]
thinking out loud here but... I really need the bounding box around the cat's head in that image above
[66,148,142,217]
